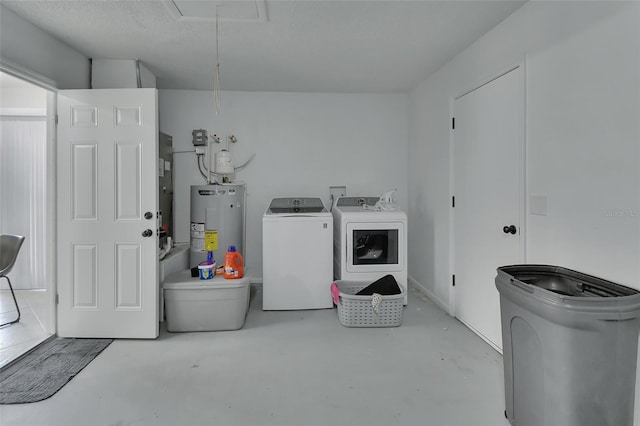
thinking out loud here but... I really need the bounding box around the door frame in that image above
[45,91,57,335]
[0,60,58,336]
[448,59,527,319]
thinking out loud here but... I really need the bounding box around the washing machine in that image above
[332,196,408,304]
[262,197,333,310]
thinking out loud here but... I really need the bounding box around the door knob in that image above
[503,225,517,235]
[142,229,153,238]
[144,211,153,220]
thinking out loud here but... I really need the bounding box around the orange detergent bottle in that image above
[223,245,244,279]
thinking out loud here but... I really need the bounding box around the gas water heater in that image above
[189,184,246,268]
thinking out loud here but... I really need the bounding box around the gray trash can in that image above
[496,264,640,426]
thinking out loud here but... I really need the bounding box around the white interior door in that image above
[453,67,523,351]
[57,89,158,338]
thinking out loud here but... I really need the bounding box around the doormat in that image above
[0,337,113,404]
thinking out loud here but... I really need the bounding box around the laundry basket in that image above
[333,280,405,327]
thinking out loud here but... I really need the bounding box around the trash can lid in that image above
[497,264,638,298]
[496,265,640,321]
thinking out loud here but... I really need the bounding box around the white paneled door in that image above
[453,66,523,351]
[57,89,158,338]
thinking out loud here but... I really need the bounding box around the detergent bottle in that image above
[223,245,244,279]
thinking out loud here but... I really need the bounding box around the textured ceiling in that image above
[2,0,526,93]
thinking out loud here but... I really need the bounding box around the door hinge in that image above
[452,275,456,287]
[55,294,59,304]
[55,114,59,125]
[451,117,455,130]
[452,196,455,208]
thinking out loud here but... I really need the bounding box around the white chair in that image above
[0,234,25,327]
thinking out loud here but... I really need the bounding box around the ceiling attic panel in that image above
[163,0,268,22]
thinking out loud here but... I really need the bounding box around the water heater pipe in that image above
[207,136,212,184]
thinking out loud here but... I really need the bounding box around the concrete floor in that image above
[0,286,509,426]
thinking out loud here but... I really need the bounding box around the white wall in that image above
[0,4,89,89]
[525,5,640,285]
[159,90,408,279]
[408,0,639,306]
[408,1,640,419]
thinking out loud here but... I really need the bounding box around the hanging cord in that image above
[214,6,221,115]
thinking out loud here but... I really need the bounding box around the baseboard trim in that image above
[408,275,450,314]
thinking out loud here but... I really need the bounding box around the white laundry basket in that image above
[334,280,404,328]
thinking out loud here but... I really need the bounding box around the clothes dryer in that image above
[262,198,333,310]
[332,196,408,304]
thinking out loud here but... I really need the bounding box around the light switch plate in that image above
[529,195,547,216]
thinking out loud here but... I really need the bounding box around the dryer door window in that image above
[353,229,398,265]
[345,221,404,273]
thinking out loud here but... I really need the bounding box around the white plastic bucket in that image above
[198,262,215,280]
